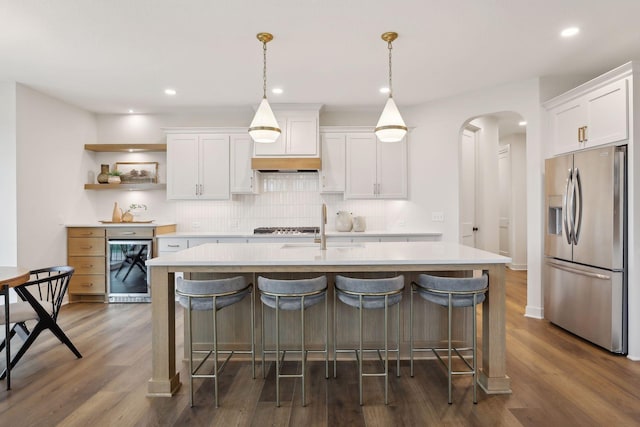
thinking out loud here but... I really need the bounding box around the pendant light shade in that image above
[375,97,407,142]
[374,32,407,143]
[249,33,281,143]
[249,97,281,143]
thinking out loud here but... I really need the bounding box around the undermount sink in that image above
[280,242,364,249]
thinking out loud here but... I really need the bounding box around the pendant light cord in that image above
[262,41,268,99]
[387,40,393,98]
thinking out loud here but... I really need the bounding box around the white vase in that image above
[108,175,121,184]
[335,211,353,232]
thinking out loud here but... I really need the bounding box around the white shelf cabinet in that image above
[230,134,258,194]
[319,133,346,193]
[167,133,230,200]
[253,110,319,157]
[345,133,407,199]
[547,76,629,155]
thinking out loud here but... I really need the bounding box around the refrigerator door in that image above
[571,146,625,269]
[544,154,573,261]
[545,258,625,353]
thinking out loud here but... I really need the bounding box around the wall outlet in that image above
[431,212,444,222]
[192,221,201,229]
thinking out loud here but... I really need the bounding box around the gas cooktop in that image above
[253,226,320,235]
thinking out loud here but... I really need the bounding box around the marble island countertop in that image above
[66,222,176,228]
[147,241,509,267]
[155,230,442,239]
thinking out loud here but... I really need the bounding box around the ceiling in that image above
[2,0,640,117]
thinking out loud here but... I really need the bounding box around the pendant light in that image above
[375,32,407,143]
[249,32,281,143]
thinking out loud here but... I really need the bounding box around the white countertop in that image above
[155,230,442,239]
[66,222,176,228]
[146,241,510,267]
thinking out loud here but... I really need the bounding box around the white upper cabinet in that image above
[230,134,257,194]
[167,133,230,200]
[547,72,630,155]
[319,133,346,193]
[345,132,407,199]
[253,109,319,157]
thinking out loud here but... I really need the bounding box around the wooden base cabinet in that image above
[67,227,107,302]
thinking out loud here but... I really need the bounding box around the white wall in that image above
[16,84,98,269]
[0,82,18,265]
[500,133,527,269]
[403,78,544,320]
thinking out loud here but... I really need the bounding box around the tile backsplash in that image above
[175,173,391,232]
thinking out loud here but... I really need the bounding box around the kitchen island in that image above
[146,241,511,397]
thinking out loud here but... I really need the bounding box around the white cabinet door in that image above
[320,133,346,193]
[200,134,230,200]
[345,133,377,199]
[377,136,407,198]
[585,78,628,148]
[167,134,199,199]
[253,110,318,157]
[167,133,230,200]
[551,100,585,155]
[230,134,257,194]
[345,132,407,199]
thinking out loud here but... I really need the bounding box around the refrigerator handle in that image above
[573,168,583,245]
[563,168,573,244]
[546,260,611,280]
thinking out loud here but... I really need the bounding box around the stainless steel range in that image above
[253,226,320,235]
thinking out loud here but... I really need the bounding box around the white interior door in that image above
[460,128,477,247]
[498,144,511,257]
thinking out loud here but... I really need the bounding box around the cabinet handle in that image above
[322,175,325,187]
[195,184,199,196]
[121,232,136,235]
[577,127,582,142]
[81,245,93,249]
[80,283,94,287]
[167,244,181,248]
[80,232,94,236]
[583,125,588,141]
[250,176,253,189]
[81,264,94,268]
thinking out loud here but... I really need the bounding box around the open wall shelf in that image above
[84,144,167,152]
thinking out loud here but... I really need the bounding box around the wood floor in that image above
[1,269,640,426]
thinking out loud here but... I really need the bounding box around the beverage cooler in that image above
[107,239,152,303]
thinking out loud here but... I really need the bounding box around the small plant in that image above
[108,170,123,176]
[128,203,147,212]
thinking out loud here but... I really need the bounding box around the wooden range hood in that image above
[251,157,321,172]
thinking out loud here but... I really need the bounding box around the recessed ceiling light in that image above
[379,87,390,94]
[128,109,134,114]
[518,121,527,126]
[164,88,177,96]
[561,27,580,37]
[272,88,283,94]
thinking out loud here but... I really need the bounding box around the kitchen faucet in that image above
[314,203,327,249]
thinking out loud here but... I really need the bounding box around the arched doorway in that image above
[459,111,527,270]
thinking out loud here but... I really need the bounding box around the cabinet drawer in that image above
[68,227,105,238]
[68,256,105,275]
[158,238,189,252]
[69,275,106,295]
[68,238,105,256]
[107,228,154,238]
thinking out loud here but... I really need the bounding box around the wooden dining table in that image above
[1,266,30,390]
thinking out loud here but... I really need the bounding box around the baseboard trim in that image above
[525,305,544,319]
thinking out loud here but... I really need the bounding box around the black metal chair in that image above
[0,266,82,379]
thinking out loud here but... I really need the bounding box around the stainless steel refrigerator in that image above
[544,145,627,354]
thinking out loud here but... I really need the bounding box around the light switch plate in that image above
[431,212,444,222]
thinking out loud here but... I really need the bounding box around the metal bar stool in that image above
[410,273,488,404]
[176,276,255,407]
[258,275,328,407]
[333,275,404,405]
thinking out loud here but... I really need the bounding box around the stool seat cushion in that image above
[415,274,487,308]
[258,276,327,311]
[176,276,250,311]
[335,275,404,309]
